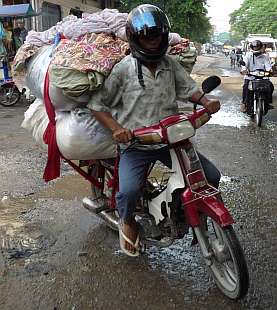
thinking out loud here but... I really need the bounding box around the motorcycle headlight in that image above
[167,120,195,144]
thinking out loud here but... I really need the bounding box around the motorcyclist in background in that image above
[229,49,236,68]
[240,40,274,114]
[235,47,243,65]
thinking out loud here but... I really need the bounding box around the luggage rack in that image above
[190,184,220,201]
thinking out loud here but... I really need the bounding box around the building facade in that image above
[1,0,120,31]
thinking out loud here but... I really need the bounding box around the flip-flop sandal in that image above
[118,222,140,257]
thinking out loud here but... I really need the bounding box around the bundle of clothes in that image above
[16,9,197,181]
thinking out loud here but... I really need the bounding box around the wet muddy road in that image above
[0,55,276,309]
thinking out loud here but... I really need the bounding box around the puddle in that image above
[0,197,32,232]
[220,175,233,183]
[0,174,93,261]
[0,197,42,258]
[220,68,241,78]
[208,109,250,128]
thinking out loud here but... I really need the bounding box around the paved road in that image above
[0,54,276,310]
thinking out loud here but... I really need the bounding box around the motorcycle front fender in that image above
[182,191,234,228]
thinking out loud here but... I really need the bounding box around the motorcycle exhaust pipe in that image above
[82,197,119,231]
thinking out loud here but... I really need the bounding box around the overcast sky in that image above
[206,0,244,32]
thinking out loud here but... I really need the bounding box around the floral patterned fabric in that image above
[51,33,129,76]
[168,39,190,55]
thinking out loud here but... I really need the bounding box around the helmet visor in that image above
[131,8,170,35]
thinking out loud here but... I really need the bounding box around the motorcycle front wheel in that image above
[255,97,263,127]
[0,84,21,107]
[197,217,249,299]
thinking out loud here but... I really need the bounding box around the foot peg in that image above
[82,197,119,231]
[83,197,108,213]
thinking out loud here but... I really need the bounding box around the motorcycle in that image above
[241,61,272,126]
[0,81,22,107]
[0,61,22,107]
[236,54,243,68]
[246,70,272,127]
[81,76,249,300]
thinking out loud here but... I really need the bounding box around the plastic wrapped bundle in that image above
[25,45,52,99]
[24,45,93,111]
[22,99,116,160]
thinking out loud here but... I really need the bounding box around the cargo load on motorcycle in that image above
[14,8,197,181]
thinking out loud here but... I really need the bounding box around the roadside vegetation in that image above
[230,0,277,42]
[119,0,212,43]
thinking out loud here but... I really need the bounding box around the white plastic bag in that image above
[22,100,116,159]
[25,45,52,99]
[56,108,116,159]
[21,98,48,150]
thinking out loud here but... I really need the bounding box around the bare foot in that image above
[122,220,138,254]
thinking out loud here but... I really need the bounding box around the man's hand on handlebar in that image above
[112,127,132,143]
[202,99,221,114]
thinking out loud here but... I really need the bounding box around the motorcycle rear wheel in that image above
[0,84,21,107]
[198,217,249,299]
[255,97,263,127]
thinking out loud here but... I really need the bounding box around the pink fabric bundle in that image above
[51,33,129,75]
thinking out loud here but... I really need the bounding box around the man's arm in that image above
[88,63,132,143]
[91,110,132,143]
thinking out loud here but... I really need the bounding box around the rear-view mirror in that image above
[202,76,221,94]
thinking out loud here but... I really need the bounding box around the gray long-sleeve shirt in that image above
[88,54,199,131]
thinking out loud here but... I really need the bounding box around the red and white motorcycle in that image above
[81,76,249,300]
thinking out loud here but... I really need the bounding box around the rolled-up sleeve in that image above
[172,60,199,101]
[87,64,123,112]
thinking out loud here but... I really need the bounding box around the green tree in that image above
[216,32,230,43]
[119,0,212,43]
[230,0,277,41]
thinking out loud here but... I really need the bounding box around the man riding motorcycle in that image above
[240,40,274,114]
[235,47,243,65]
[88,4,220,256]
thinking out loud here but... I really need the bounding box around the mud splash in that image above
[0,196,41,258]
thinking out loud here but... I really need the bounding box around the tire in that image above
[255,97,263,127]
[0,84,21,107]
[197,217,249,299]
[245,99,254,118]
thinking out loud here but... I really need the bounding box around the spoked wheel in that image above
[0,84,21,107]
[255,97,264,127]
[197,216,249,299]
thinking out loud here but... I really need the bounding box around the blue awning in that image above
[0,4,40,19]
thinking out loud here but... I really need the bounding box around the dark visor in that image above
[131,9,169,33]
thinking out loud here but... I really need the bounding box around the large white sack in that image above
[25,45,91,111]
[25,45,52,99]
[22,100,116,159]
[56,108,116,159]
[21,98,48,150]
